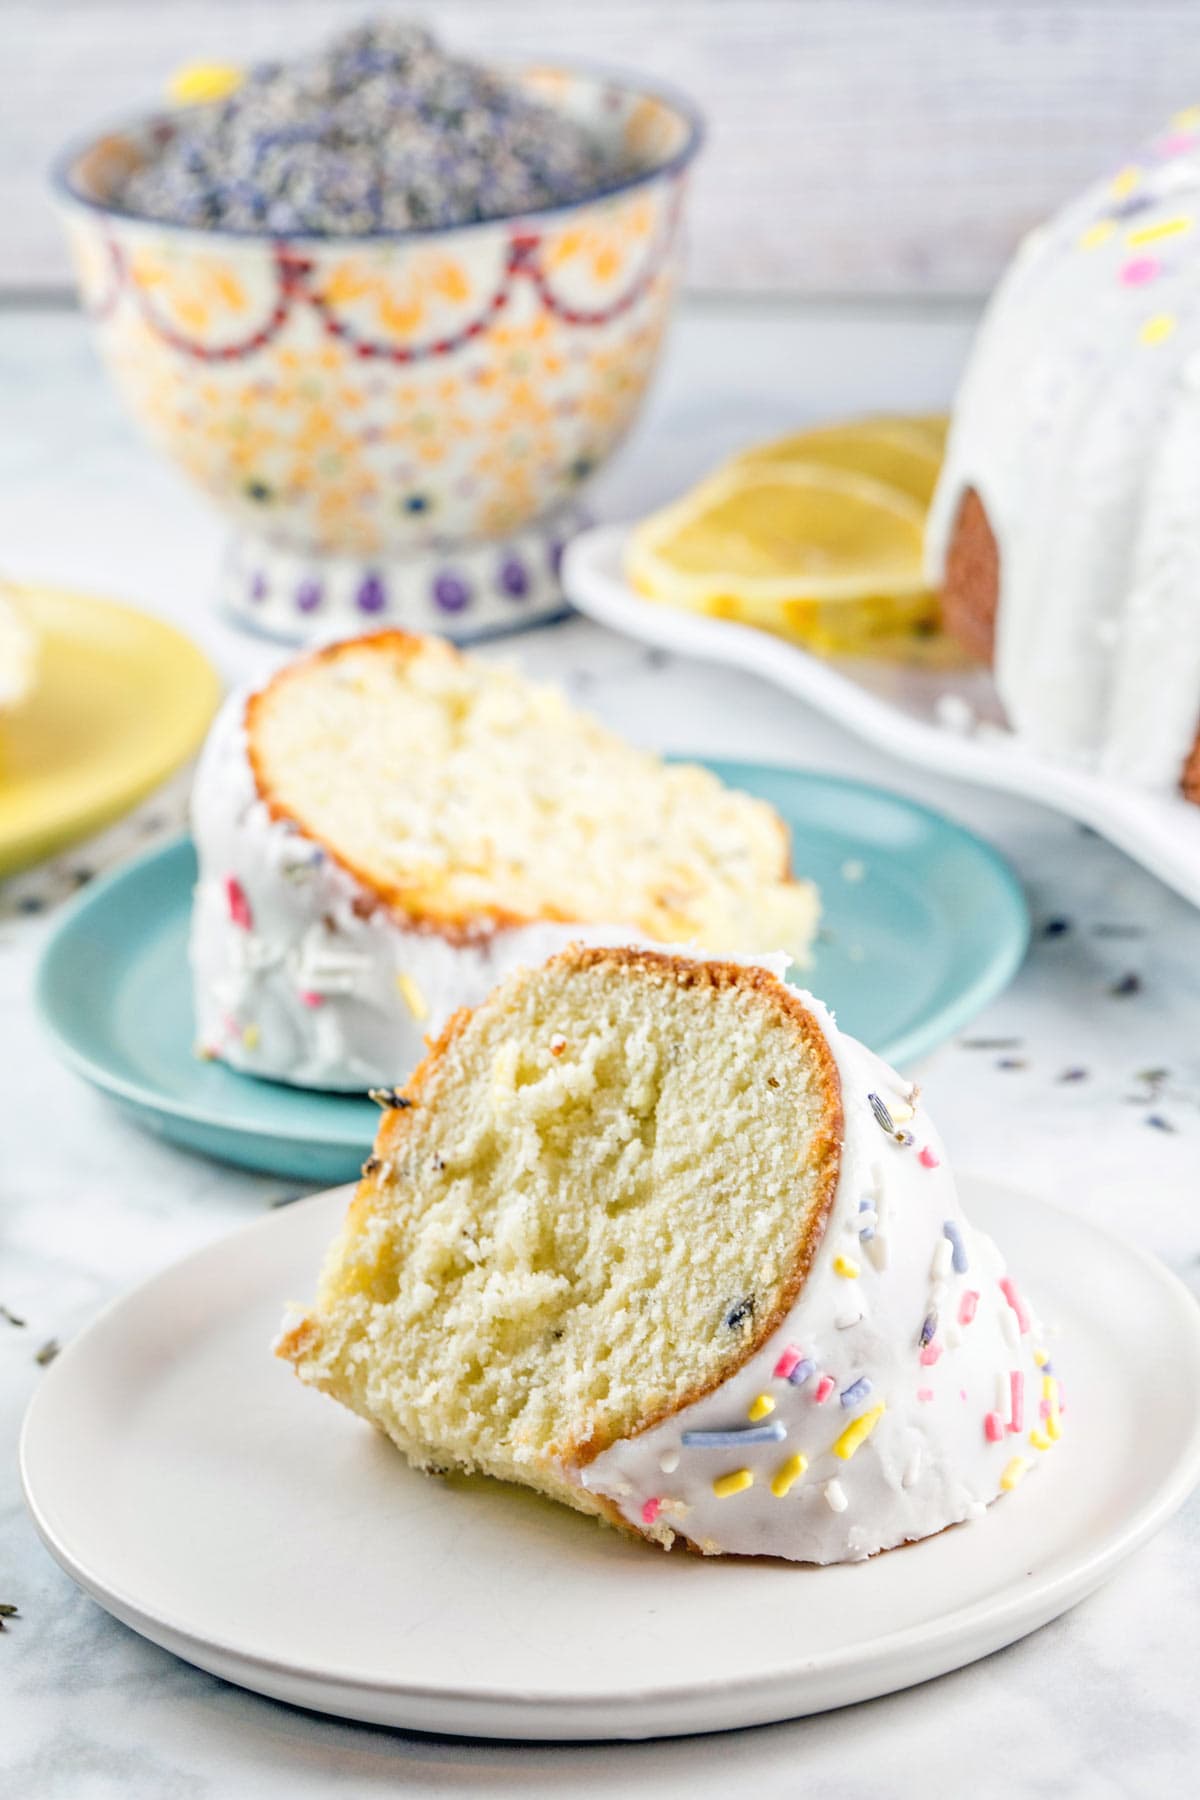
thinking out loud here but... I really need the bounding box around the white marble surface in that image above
[2,299,1199,1796]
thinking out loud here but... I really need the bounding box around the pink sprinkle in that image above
[917,1145,940,1169]
[960,1388,968,1401]
[985,1411,1005,1442]
[773,1344,804,1381]
[917,1387,935,1403]
[225,876,253,931]
[999,1277,1031,1334]
[920,1342,942,1366]
[641,1496,662,1527]
[814,1374,836,1404]
[959,1290,979,1326]
[299,990,325,1008]
[1161,131,1197,155]
[1039,1398,1052,1419]
[1120,255,1161,286]
[1009,1370,1025,1433]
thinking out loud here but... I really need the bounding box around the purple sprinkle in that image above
[1146,1113,1177,1132]
[858,1198,876,1243]
[786,1358,816,1387]
[499,556,529,599]
[433,572,471,613]
[356,573,386,614]
[249,572,268,602]
[1111,972,1142,997]
[1058,1066,1089,1083]
[681,1422,787,1448]
[1042,917,1072,939]
[840,1377,872,1409]
[296,579,323,613]
[943,1221,969,1274]
[920,1311,938,1347]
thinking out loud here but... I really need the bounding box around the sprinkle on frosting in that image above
[641,1496,662,1525]
[985,1411,1005,1442]
[658,1450,680,1474]
[959,1289,980,1325]
[1009,1370,1025,1434]
[833,1402,885,1460]
[241,1023,260,1049]
[787,1357,816,1388]
[395,972,429,1021]
[225,876,252,930]
[682,1423,787,1448]
[918,1145,940,1169]
[773,1344,804,1380]
[824,1479,848,1513]
[943,1221,969,1273]
[1000,1457,1029,1491]
[813,1374,836,1404]
[747,1394,776,1422]
[713,1469,754,1499]
[840,1376,873,1409]
[833,1254,860,1279]
[771,1453,808,1498]
[999,1277,1031,1334]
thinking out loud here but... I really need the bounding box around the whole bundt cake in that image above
[927,107,1200,802]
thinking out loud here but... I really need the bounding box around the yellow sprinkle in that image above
[771,1453,808,1498]
[1172,105,1200,130]
[747,1394,775,1422]
[1140,313,1177,346]
[1000,1456,1029,1492]
[1111,165,1141,198]
[167,62,245,106]
[395,972,429,1021]
[833,1254,860,1279]
[713,1468,753,1499]
[1128,215,1193,247]
[888,1100,914,1124]
[241,1023,260,1050]
[833,1402,885,1461]
[1042,1374,1056,1401]
[1033,1348,1049,1368]
[1029,1428,1051,1452]
[1079,220,1115,251]
[1047,1410,1062,1442]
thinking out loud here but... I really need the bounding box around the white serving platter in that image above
[20,1179,1200,1741]
[564,523,1200,909]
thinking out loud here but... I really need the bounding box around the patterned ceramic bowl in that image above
[54,68,702,642]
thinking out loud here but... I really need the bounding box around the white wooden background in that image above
[8,0,1200,298]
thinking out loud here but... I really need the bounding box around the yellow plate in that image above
[0,586,221,877]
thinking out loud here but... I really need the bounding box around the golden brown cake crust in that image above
[940,487,1000,666]
[277,944,845,1476]
[244,629,803,947]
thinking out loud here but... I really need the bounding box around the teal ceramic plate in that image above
[35,764,1028,1181]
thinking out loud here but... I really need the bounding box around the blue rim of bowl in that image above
[34,769,1029,1152]
[49,56,706,245]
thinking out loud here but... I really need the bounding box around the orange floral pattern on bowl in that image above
[59,76,696,562]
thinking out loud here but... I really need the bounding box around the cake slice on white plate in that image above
[278,945,1057,1563]
[190,630,819,1089]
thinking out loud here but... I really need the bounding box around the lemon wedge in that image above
[731,416,944,507]
[626,462,937,653]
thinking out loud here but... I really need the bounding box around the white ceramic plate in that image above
[564,524,1200,910]
[20,1179,1200,1742]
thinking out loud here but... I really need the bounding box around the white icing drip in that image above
[927,124,1200,793]
[577,992,1048,1562]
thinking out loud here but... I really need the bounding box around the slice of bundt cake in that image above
[277,947,1057,1562]
[190,630,818,1089]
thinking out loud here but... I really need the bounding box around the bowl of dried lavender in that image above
[54,19,703,642]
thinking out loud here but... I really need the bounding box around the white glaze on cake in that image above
[926,111,1200,792]
[190,693,657,1089]
[577,994,1055,1561]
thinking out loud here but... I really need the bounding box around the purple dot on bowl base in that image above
[433,573,471,614]
[249,572,268,603]
[356,573,387,614]
[296,579,323,613]
[499,557,529,599]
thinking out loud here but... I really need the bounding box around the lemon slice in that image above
[626,462,936,653]
[732,416,944,507]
